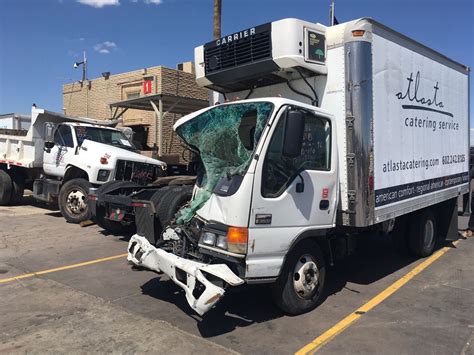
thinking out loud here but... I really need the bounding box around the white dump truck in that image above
[127,18,470,315]
[0,107,166,223]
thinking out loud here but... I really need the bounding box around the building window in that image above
[127,91,140,100]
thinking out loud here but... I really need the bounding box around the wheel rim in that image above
[423,219,435,248]
[66,189,87,215]
[293,254,319,299]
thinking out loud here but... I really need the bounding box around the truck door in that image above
[247,106,338,277]
[43,124,76,177]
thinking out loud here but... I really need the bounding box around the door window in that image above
[54,125,74,148]
[262,108,331,198]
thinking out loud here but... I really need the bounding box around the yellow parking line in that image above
[296,241,460,355]
[0,253,128,284]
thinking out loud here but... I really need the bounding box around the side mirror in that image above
[43,122,56,152]
[282,109,305,158]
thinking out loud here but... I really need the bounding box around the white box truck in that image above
[127,18,470,315]
[0,107,166,223]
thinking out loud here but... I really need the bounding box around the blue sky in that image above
[0,0,473,119]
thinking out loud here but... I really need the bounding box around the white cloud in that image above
[77,0,120,8]
[94,41,118,54]
[144,0,162,4]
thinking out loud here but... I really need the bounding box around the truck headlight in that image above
[216,235,228,249]
[97,169,111,182]
[201,232,217,246]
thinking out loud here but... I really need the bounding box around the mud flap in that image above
[127,234,244,315]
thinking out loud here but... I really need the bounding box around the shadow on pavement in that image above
[137,232,460,338]
[16,195,59,211]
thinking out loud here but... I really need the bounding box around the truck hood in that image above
[81,139,166,167]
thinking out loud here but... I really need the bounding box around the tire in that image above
[272,240,326,315]
[408,209,437,257]
[95,206,136,235]
[9,172,25,205]
[151,186,193,236]
[59,178,92,223]
[0,169,12,206]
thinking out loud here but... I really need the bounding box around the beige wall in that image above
[63,64,207,162]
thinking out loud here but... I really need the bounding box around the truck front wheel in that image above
[272,240,326,315]
[408,209,437,257]
[59,178,92,223]
[0,169,12,205]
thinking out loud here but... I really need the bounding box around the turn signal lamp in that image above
[227,227,248,254]
[100,156,108,164]
[352,30,365,37]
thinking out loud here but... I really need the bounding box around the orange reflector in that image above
[352,30,365,37]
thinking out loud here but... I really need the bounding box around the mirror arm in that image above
[296,173,305,193]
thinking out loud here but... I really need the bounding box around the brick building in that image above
[62,63,208,163]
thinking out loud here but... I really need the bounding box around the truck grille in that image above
[115,160,159,185]
[204,23,272,74]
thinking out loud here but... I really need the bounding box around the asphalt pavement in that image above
[0,196,473,354]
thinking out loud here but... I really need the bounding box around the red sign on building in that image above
[143,79,152,95]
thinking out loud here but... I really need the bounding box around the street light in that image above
[74,51,87,82]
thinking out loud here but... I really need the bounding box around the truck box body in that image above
[0,114,31,130]
[198,18,470,227]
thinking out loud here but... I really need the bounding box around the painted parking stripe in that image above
[0,253,128,284]
[295,241,460,355]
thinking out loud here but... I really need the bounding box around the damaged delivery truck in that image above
[128,18,470,315]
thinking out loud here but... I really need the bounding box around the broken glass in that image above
[174,102,274,224]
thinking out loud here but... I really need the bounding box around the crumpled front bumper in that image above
[127,234,244,315]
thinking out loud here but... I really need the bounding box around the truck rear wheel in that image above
[408,209,437,257]
[9,172,25,205]
[151,186,193,238]
[0,169,12,205]
[272,240,326,315]
[59,178,92,223]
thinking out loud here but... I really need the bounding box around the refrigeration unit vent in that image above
[195,19,327,93]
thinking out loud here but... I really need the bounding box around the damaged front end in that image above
[128,101,275,315]
[127,227,244,316]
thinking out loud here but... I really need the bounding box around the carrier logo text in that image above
[216,28,256,46]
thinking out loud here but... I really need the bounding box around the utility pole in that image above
[73,51,88,82]
[329,0,336,26]
[213,0,221,39]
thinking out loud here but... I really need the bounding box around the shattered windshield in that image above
[175,101,274,224]
[74,126,137,151]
